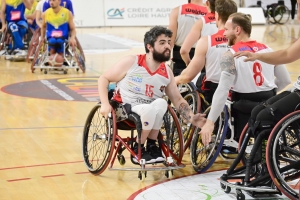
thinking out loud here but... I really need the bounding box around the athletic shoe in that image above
[147,144,165,162]
[132,145,156,164]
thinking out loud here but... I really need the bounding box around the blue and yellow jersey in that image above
[45,7,69,39]
[25,0,38,16]
[5,0,26,22]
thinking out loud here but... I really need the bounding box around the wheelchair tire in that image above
[73,46,86,73]
[272,5,290,24]
[75,36,85,61]
[27,29,40,63]
[190,105,228,173]
[181,91,201,152]
[31,38,47,73]
[266,110,300,200]
[159,105,184,163]
[0,29,7,51]
[82,103,116,175]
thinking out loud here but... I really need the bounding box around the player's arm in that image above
[1,0,6,31]
[36,10,42,28]
[98,55,136,118]
[165,68,206,128]
[23,0,33,10]
[274,64,291,91]
[68,11,76,44]
[175,36,208,84]
[200,51,236,145]
[234,38,300,65]
[168,7,178,49]
[180,19,203,65]
[40,13,46,39]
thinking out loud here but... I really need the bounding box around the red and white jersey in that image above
[230,41,277,93]
[200,12,218,37]
[175,3,208,47]
[112,54,171,107]
[206,29,230,83]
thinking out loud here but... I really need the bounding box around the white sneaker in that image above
[14,50,27,57]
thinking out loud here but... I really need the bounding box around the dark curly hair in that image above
[144,26,172,53]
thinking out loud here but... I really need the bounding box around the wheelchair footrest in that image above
[108,164,185,172]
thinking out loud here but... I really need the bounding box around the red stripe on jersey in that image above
[137,54,169,79]
[231,41,268,53]
[203,12,215,23]
[181,4,208,16]
[210,29,227,47]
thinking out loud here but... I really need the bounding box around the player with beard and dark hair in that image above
[200,13,291,146]
[98,26,206,164]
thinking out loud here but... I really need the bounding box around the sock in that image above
[147,138,156,147]
[133,142,144,149]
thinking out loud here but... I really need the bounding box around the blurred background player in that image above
[42,0,73,15]
[175,0,238,104]
[41,0,76,66]
[1,0,33,57]
[168,0,208,76]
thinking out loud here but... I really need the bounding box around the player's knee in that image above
[152,98,168,118]
[9,23,18,33]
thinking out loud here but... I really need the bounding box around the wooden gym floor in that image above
[0,24,299,200]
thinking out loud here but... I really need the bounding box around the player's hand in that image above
[0,25,7,33]
[199,120,214,146]
[191,113,206,128]
[100,103,111,119]
[69,37,77,47]
[233,51,258,62]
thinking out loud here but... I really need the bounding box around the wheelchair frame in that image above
[31,37,85,74]
[82,102,185,180]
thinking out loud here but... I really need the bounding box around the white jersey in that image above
[175,3,208,47]
[200,12,218,37]
[230,41,277,93]
[112,54,171,107]
[206,29,230,83]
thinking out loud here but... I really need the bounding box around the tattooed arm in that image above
[200,51,237,145]
[165,68,206,128]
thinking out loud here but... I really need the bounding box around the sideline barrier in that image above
[72,0,267,27]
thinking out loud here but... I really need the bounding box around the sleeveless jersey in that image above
[200,12,217,37]
[43,0,74,15]
[25,0,38,16]
[5,0,26,22]
[206,29,230,83]
[230,41,277,93]
[44,7,70,39]
[112,54,171,107]
[175,3,208,47]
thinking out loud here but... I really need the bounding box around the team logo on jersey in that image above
[107,8,125,19]
[253,47,258,52]
[215,36,227,43]
[208,16,215,20]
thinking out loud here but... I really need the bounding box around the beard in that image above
[50,4,58,8]
[152,48,170,63]
[228,35,236,46]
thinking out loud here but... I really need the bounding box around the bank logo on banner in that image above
[107,8,125,19]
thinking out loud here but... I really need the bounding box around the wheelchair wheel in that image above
[266,110,300,200]
[190,105,228,173]
[159,105,184,163]
[82,103,116,175]
[31,38,47,73]
[73,46,86,73]
[27,29,40,63]
[0,29,7,51]
[75,36,85,61]
[180,91,201,152]
[272,5,290,24]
